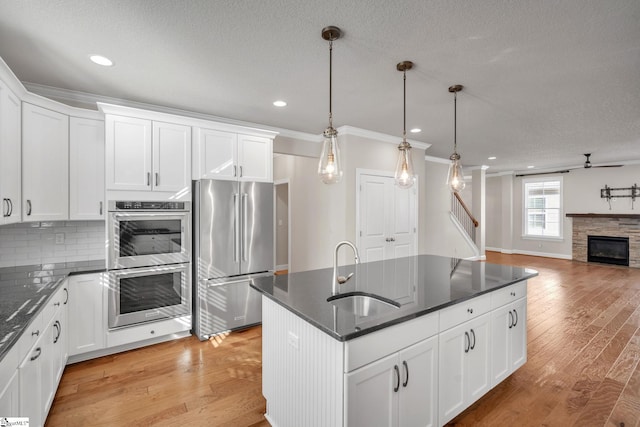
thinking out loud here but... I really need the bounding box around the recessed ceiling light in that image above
[488,156,497,160]
[273,100,287,107]
[410,128,421,133]
[89,55,113,67]
[527,165,535,169]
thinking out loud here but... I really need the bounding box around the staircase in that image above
[450,192,480,273]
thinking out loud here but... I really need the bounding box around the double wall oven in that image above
[107,201,191,329]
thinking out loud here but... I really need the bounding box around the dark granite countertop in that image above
[250,255,538,342]
[0,260,106,364]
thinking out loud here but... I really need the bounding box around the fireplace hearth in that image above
[588,235,629,266]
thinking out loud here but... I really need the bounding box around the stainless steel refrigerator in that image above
[193,179,274,340]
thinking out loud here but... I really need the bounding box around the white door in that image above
[358,173,417,263]
[152,121,191,192]
[438,323,467,425]
[466,313,491,404]
[0,370,19,417]
[106,115,152,190]
[69,117,105,220]
[22,103,69,221]
[510,298,527,372]
[398,336,439,427]
[0,80,21,225]
[238,134,273,182]
[345,352,398,427]
[194,127,237,180]
[68,274,106,356]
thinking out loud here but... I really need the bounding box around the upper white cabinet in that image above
[70,117,105,220]
[22,103,69,222]
[193,127,273,182]
[105,115,191,194]
[0,79,21,225]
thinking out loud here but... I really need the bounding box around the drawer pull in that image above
[31,330,40,337]
[467,308,473,314]
[54,302,61,307]
[150,330,155,335]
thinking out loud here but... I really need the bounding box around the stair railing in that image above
[451,192,479,243]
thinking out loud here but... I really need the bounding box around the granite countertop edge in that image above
[0,260,106,365]
[252,268,539,342]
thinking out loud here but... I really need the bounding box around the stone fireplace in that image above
[567,214,640,268]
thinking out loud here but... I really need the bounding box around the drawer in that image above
[17,314,44,359]
[491,281,527,309]
[106,315,191,348]
[439,292,491,332]
[345,311,439,372]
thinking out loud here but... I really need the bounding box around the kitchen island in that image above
[251,254,538,427]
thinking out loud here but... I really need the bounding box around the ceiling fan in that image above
[582,153,623,169]
[516,153,624,177]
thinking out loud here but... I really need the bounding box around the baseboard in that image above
[275,264,289,271]
[486,247,513,254]
[512,249,572,260]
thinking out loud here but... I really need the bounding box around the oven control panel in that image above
[112,201,188,211]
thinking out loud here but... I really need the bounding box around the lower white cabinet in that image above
[491,297,527,386]
[67,273,106,356]
[0,369,19,417]
[438,313,491,426]
[18,285,68,427]
[346,336,438,427]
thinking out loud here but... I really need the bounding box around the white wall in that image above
[423,159,478,259]
[485,164,640,259]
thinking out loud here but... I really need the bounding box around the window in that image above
[523,178,562,238]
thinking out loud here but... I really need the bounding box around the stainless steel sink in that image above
[327,292,400,317]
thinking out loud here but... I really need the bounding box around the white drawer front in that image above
[106,315,191,348]
[491,281,527,309]
[439,292,491,332]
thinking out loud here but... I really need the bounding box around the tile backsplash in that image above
[0,221,105,268]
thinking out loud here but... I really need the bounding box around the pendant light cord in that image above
[453,90,457,154]
[328,39,333,129]
[403,70,407,140]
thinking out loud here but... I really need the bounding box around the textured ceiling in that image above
[1,0,639,173]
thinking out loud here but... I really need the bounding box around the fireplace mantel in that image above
[566,213,640,219]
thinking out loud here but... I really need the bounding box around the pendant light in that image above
[394,61,416,189]
[447,84,465,192]
[318,26,343,184]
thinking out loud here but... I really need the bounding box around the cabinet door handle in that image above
[402,360,409,387]
[147,172,151,186]
[155,172,159,186]
[30,347,42,361]
[508,311,513,329]
[26,199,32,216]
[464,331,470,353]
[393,364,400,392]
[513,309,518,327]
[470,329,476,350]
[53,320,61,344]
[63,287,69,304]
[2,199,6,217]
[239,166,243,178]
[233,165,237,177]
[8,198,13,216]
[99,201,103,215]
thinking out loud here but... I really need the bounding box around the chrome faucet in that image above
[332,240,360,295]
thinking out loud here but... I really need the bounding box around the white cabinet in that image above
[69,117,105,220]
[22,103,69,221]
[18,285,68,427]
[193,127,273,182]
[105,116,191,193]
[346,336,438,427]
[491,297,527,386]
[0,79,21,225]
[68,273,106,356]
[438,313,491,426]
[0,370,19,417]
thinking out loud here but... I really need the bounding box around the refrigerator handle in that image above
[233,193,240,263]
[242,193,248,262]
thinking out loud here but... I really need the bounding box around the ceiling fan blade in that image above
[593,164,624,168]
[515,170,571,177]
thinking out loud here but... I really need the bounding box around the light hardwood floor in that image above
[46,253,640,426]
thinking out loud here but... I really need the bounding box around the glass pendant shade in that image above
[395,142,415,189]
[448,154,465,192]
[318,128,343,184]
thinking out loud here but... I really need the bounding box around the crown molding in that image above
[424,155,451,165]
[337,125,431,150]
